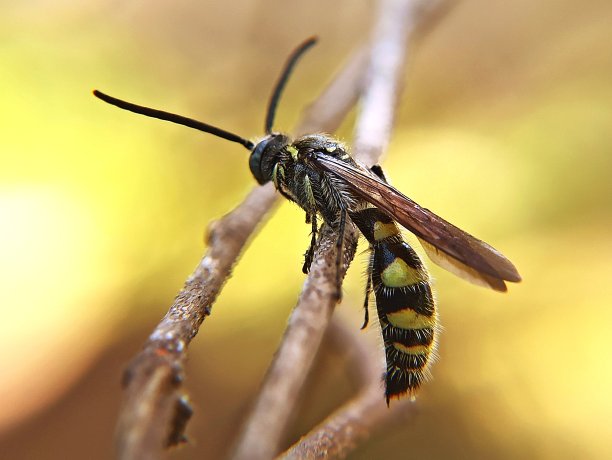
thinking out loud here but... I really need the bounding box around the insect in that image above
[94,37,521,403]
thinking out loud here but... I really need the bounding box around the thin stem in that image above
[116,185,277,460]
[278,318,415,460]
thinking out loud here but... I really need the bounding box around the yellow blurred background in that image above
[1,0,611,458]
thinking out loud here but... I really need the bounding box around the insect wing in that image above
[315,154,521,287]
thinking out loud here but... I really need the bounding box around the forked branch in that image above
[279,318,416,460]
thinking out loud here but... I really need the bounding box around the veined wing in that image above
[315,154,521,291]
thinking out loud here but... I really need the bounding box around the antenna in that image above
[92,90,254,150]
[264,36,318,134]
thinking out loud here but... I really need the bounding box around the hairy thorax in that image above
[271,134,363,224]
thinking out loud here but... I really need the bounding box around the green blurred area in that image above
[1,1,611,459]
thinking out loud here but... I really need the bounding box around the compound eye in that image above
[249,137,272,184]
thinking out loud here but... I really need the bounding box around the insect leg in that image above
[334,207,347,301]
[361,255,373,329]
[302,213,318,274]
[277,187,294,203]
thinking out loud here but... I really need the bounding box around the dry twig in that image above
[116,185,277,460]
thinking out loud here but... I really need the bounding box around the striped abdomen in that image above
[351,208,437,403]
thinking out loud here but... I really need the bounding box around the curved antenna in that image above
[264,36,318,134]
[93,90,254,150]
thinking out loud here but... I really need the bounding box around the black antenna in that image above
[92,90,254,150]
[264,36,318,134]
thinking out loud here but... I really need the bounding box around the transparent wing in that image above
[315,154,521,289]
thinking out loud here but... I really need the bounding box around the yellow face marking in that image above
[340,153,350,160]
[373,220,399,241]
[287,145,299,161]
[272,164,279,188]
[387,309,435,329]
[381,257,422,287]
[325,145,336,153]
[392,343,430,355]
[272,164,284,188]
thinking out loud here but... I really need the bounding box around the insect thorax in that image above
[265,134,360,224]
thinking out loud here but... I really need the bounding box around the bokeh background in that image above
[1,0,611,458]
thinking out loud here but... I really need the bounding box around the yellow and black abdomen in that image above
[351,208,437,403]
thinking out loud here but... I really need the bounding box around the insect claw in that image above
[302,247,314,274]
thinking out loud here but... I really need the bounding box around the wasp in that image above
[94,37,521,403]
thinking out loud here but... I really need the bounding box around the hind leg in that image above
[361,252,374,329]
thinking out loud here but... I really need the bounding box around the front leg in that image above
[302,213,318,274]
[333,207,347,302]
